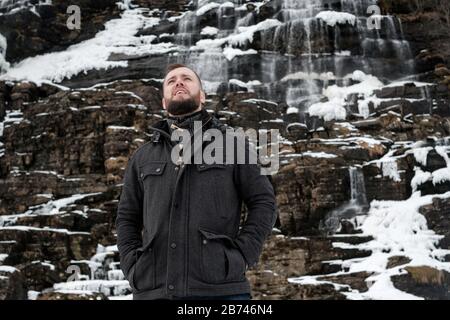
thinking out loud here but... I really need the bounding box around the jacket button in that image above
[140,173,144,179]
[170,243,177,249]
[174,166,179,171]
[155,168,161,173]
[202,239,208,245]
[168,285,174,290]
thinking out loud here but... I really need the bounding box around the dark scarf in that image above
[166,109,211,136]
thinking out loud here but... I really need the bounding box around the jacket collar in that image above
[148,109,223,144]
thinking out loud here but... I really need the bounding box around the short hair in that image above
[163,63,203,93]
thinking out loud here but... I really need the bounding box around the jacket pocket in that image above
[198,228,246,284]
[139,161,166,183]
[196,164,228,219]
[128,240,156,292]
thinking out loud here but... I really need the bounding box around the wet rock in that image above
[36,291,108,300]
[0,267,27,300]
[387,256,412,269]
[0,0,120,63]
[392,266,450,300]
[17,261,61,292]
[419,197,450,249]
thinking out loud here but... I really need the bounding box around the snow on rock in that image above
[435,146,450,167]
[0,5,168,84]
[308,99,347,121]
[290,191,450,300]
[196,2,220,16]
[432,167,450,185]
[53,280,130,297]
[286,106,299,114]
[308,71,384,121]
[315,11,357,27]
[377,159,401,182]
[411,167,432,192]
[412,147,433,166]
[222,46,257,61]
[192,19,282,50]
[0,32,9,73]
[200,26,219,36]
[0,265,18,273]
[28,193,102,216]
[281,71,336,82]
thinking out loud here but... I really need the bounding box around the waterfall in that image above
[0,0,51,14]
[349,166,368,206]
[319,166,369,234]
[0,32,9,73]
[168,0,417,117]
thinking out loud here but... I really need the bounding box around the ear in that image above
[200,90,206,104]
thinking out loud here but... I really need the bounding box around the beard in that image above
[166,96,199,116]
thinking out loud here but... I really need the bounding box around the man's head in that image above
[162,64,206,116]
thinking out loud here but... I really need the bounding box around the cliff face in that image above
[379,0,450,81]
[0,0,450,300]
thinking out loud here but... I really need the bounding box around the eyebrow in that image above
[165,74,194,83]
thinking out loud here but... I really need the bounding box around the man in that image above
[115,64,277,300]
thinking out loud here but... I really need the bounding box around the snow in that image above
[308,99,347,121]
[109,294,133,300]
[286,107,299,114]
[228,79,261,91]
[315,11,357,27]
[281,71,336,82]
[220,1,234,9]
[0,265,17,273]
[302,151,338,158]
[383,81,434,88]
[53,280,131,297]
[222,46,257,61]
[196,2,220,16]
[107,125,137,131]
[435,146,450,167]
[28,193,101,216]
[412,147,433,166]
[0,110,24,136]
[192,19,282,50]
[0,253,7,263]
[0,32,9,73]
[200,26,219,36]
[289,191,450,300]
[0,5,170,84]
[282,151,338,159]
[232,19,282,46]
[411,167,432,192]
[308,71,384,121]
[27,290,40,300]
[377,159,401,182]
[432,167,450,185]
[0,225,90,235]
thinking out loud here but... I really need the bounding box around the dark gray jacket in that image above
[115,110,277,299]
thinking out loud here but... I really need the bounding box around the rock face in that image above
[0,0,120,63]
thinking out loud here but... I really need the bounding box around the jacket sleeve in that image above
[115,152,144,279]
[233,138,277,268]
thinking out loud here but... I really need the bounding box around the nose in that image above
[175,78,185,87]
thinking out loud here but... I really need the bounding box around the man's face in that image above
[162,67,206,116]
